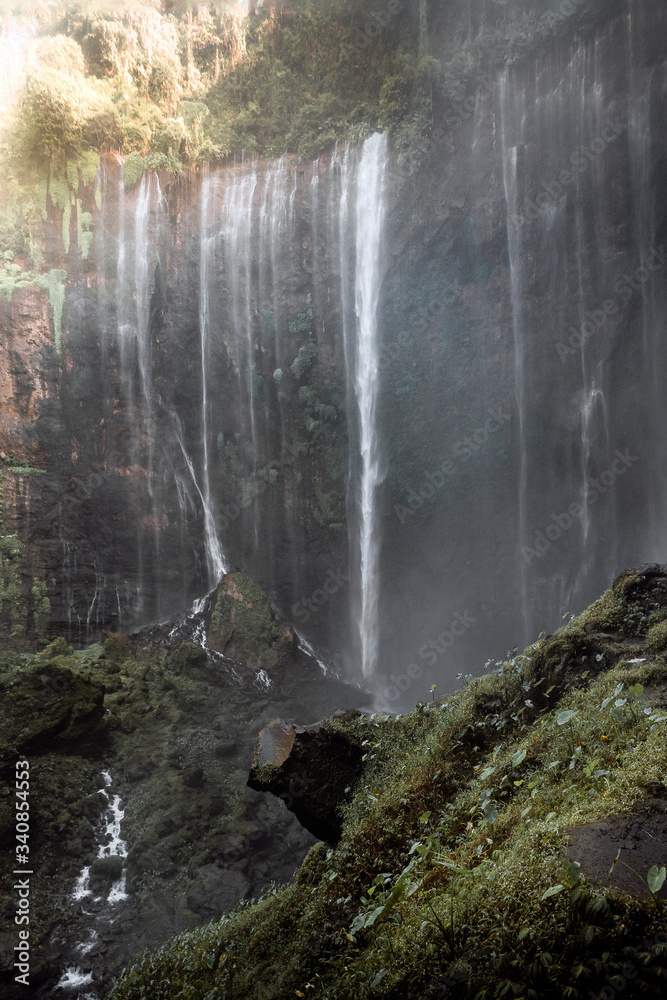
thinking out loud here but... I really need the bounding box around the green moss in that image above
[290,337,317,381]
[0,535,27,644]
[7,466,47,477]
[62,198,72,253]
[207,572,293,672]
[35,269,68,354]
[646,619,667,653]
[77,149,101,186]
[0,263,39,300]
[122,152,145,189]
[48,172,70,212]
[31,578,51,639]
[76,200,93,259]
[66,159,79,190]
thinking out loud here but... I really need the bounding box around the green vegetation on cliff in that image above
[3,0,430,177]
[108,567,667,999]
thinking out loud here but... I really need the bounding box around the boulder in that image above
[567,782,667,899]
[0,660,105,751]
[247,713,365,843]
[186,865,249,920]
[89,855,124,892]
[206,571,295,672]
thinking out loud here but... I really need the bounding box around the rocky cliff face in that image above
[1,0,667,708]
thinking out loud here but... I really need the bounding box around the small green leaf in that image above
[483,800,498,825]
[647,866,666,895]
[419,811,432,824]
[557,710,578,725]
[479,765,496,780]
[541,884,565,900]
[628,683,644,698]
[511,748,527,768]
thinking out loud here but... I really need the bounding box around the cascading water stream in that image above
[353,133,388,681]
[199,170,227,586]
[55,772,128,997]
[113,168,168,618]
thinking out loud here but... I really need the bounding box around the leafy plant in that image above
[609,849,666,909]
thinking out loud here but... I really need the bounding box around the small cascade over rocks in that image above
[55,772,129,998]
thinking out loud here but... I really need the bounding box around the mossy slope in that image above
[108,567,667,1000]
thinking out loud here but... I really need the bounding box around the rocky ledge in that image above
[247,712,365,842]
[108,565,667,1000]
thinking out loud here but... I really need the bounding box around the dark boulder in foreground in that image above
[247,713,365,842]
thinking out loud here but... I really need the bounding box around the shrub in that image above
[29,34,86,77]
[15,68,111,165]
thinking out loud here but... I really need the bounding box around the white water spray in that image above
[59,773,129,994]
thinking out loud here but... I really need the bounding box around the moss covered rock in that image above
[206,571,295,673]
[0,658,105,751]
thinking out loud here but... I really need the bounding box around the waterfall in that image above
[499,90,529,644]
[199,170,227,586]
[113,168,167,617]
[353,133,388,680]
